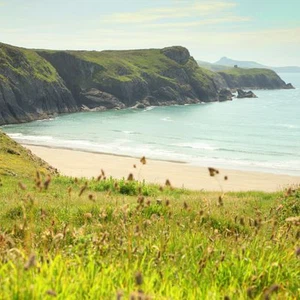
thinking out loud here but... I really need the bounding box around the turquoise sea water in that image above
[2,73,300,176]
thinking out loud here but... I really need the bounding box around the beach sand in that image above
[25,145,300,192]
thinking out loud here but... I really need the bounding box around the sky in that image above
[1,0,300,66]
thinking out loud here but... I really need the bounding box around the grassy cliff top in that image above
[39,46,214,86]
[0,42,60,83]
[218,67,280,79]
[72,48,179,82]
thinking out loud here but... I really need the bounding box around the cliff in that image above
[0,43,78,125]
[0,42,294,125]
[217,68,294,90]
[38,46,218,109]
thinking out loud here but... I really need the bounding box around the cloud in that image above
[103,1,237,24]
[142,16,251,29]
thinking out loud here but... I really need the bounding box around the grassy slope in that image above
[0,43,60,83]
[0,131,55,177]
[0,134,299,299]
[70,49,178,83]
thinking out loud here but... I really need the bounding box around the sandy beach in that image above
[24,145,300,192]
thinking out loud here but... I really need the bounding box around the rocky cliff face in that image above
[0,43,294,125]
[0,43,78,125]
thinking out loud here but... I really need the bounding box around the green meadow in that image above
[0,131,299,299]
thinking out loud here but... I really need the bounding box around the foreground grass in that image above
[0,171,299,299]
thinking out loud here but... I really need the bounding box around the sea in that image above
[2,73,300,176]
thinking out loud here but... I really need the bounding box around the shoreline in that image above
[18,142,300,177]
[24,144,300,192]
[20,142,187,164]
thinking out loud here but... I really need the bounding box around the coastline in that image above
[24,145,300,192]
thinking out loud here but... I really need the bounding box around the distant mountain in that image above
[197,60,231,72]
[214,57,300,73]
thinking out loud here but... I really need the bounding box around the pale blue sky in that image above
[1,0,300,66]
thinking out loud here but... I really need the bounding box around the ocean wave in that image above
[160,117,173,122]
[112,130,140,135]
[8,133,54,141]
[143,106,156,112]
[175,142,217,151]
[7,132,300,175]
[36,118,55,122]
[218,147,300,158]
[276,124,299,129]
[190,156,300,175]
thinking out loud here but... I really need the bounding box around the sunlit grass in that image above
[0,171,299,299]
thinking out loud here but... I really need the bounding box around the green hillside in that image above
[0,131,55,177]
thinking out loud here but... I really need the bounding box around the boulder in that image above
[237,89,257,98]
[284,83,295,89]
[161,46,190,65]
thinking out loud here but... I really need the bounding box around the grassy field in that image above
[0,132,299,299]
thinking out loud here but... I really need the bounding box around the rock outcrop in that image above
[237,89,257,98]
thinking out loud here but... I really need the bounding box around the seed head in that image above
[79,184,87,196]
[135,271,143,286]
[24,253,36,270]
[44,175,51,190]
[46,290,57,297]
[208,167,219,177]
[295,247,300,257]
[165,179,171,187]
[127,173,134,181]
[18,182,27,190]
[140,156,147,165]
